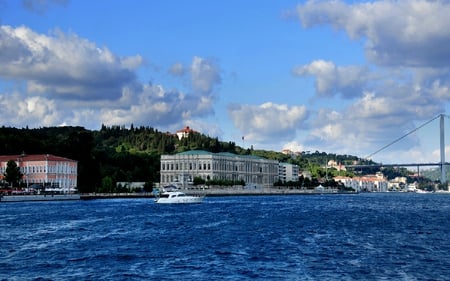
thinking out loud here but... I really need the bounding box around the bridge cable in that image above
[365,114,442,160]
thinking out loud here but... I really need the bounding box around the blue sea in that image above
[1,193,450,280]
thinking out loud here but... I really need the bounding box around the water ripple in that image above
[1,194,449,280]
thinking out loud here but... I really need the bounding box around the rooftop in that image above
[0,154,77,162]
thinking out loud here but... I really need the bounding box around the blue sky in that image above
[1,0,450,165]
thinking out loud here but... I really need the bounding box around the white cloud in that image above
[190,56,221,95]
[0,25,141,100]
[288,1,450,162]
[100,83,215,127]
[0,92,61,127]
[227,102,309,144]
[296,0,450,67]
[303,92,442,161]
[292,60,370,98]
[0,25,220,131]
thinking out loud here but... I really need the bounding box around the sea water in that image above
[1,193,449,280]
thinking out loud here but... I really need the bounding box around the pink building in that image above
[0,154,77,192]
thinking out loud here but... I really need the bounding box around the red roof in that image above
[0,154,77,162]
[176,126,195,133]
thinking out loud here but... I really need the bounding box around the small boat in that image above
[154,191,203,204]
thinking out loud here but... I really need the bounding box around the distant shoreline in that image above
[3,189,447,202]
[79,188,356,200]
[2,189,345,202]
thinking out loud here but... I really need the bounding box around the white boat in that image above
[154,191,203,204]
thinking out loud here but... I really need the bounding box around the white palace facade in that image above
[160,150,279,187]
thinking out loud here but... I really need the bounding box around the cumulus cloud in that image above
[291,58,449,154]
[0,25,220,130]
[0,25,141,100]
[303,89,444,161]
[287,0,450,162]
[0,92,61,127]
[296,0,450,67]
[168,57,221,96]
[292,60,370,98]
[227,102,309,143]
[190,56,221,95]
[100,84,215,127]
[98,56,221,127]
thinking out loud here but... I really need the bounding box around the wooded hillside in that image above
[0,125,398,192]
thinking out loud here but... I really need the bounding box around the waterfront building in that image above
[160,150,279,187]
[334,176,360,191]
[334,172,388,192]
[0,154,77,192]
[279,162,299,183]
[388,176,407,191]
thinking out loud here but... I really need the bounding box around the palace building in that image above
[0,154,77,192]
[160,150,279,187]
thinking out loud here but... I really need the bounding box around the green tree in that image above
[193,176,206,185]
[100,176,114,193]
[143,181,154,192]
[4,160,23,187]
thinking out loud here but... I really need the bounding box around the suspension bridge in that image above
[347,114,450,184]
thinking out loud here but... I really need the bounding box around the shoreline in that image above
[0,194,81,202]
[79,188,355,200]
[5,188,446,202]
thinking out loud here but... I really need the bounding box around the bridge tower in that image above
[440,114,446,184]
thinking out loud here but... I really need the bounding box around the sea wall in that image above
[0,194,81,202]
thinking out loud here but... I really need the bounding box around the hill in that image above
[0,125,393,192]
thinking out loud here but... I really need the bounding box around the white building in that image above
[334,172,388,192]
[175,126,196,140]
[160,150,279,187]
[279,162,299,183]
[388,176,407,191]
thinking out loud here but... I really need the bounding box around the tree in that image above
[4,160,23,187]
[99,176,114,193]
[193,176,206,185]
[143,181,154,192]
